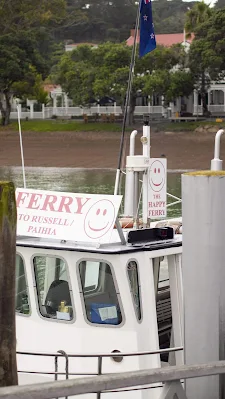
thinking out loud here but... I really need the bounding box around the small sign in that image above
[148,158,167,219]
[16,188,122,244]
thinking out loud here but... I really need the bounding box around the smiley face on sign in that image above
[84,199,115,239]
[149,160,166,192]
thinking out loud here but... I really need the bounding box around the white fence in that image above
[193,104,225,115]
[9,105,164,120]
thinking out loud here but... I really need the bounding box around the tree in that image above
[59,0,199,42]
[55,42,185,124]
[13,67,49,106]
[185,1,213,39]
[188,8,225,115]
[143,69,194,106]
[185,1,214,114]
[0,0,66,125]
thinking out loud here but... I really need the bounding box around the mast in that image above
[114,0,141,196]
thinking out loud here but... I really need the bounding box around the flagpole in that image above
[114,0,141,196]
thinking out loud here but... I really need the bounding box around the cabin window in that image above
[15,254,30,315]
[79,260,122,325]
[34,256,73,321]
[127,261,141,321]
[154,257,172,362]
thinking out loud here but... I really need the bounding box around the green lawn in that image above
[1,118,224,133]
[2,120,124,132]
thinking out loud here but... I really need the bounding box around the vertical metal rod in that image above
[114,168,120,196]
[54,356,58,381]
[114,0,141,195]
[97,356,103,399]
[142,123,150,226]
[57,350,69,399]
[17,105,26,189]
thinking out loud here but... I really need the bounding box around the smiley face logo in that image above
[149,160,166,192]
[84,199,115,239]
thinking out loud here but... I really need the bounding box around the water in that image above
[0,167,182,218]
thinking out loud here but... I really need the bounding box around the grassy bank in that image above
[0,118,224,133]
[1,120,123,132]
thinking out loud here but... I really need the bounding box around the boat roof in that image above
[16,234,182,255]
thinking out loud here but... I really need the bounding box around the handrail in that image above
[2,361,225,399]
[17,346,183,359]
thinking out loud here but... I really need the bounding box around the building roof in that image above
[43,84,61,94]
[126,31,194,47]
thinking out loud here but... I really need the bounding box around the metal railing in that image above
[167,193,182,209]
[1,360,225,399]
[17,346,183,380]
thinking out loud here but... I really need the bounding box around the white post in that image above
[29,102,34,119]
[42,104,45,119]
[114,102,117,115]
[211,129,224,171]
[148,96,151,114]
[182,170,225,399]
[53,95,57,115]
[124,130,138,216]
[142,124,150,226]
[64,94,68,111]
[193,90,198,116]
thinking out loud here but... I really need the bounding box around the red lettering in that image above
[75,197,91,214]
[40,195,58,211]
[16,191,29,207]
[32,216,38,222]
[58,196,73,213]
[28,193,42,210]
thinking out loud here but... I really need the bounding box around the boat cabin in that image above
[16,229,183,399]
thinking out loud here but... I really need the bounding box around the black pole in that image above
[117,0,141,172]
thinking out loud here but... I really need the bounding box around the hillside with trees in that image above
[0,0,224,124]
[57,0,224,44]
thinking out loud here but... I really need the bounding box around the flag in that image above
[139,0,156,58]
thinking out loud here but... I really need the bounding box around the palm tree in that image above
[185,1,213,116]
[185,1,213,39]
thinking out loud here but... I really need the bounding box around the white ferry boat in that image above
[15,123,183,399]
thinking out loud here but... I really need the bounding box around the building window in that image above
[79,260,122,325]
[34,256,73,321]
[127,261,141,321]
[15,254,30,315]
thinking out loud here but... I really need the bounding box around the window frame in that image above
[77,257,125,328]
[126,259,142,323]
[32,253,75,324]
[15,252,31,317]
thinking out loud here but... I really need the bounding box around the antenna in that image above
[16,103,26,189]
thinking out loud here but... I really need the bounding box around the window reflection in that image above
[34,256,73,321]
[127,261,141,321]
[79,260,122,325]
[15,254,30,315]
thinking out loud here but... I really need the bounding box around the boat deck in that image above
[16,234,182,254]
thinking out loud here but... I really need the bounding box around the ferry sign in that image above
[148,158,167,219]
[16,189,122,244]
